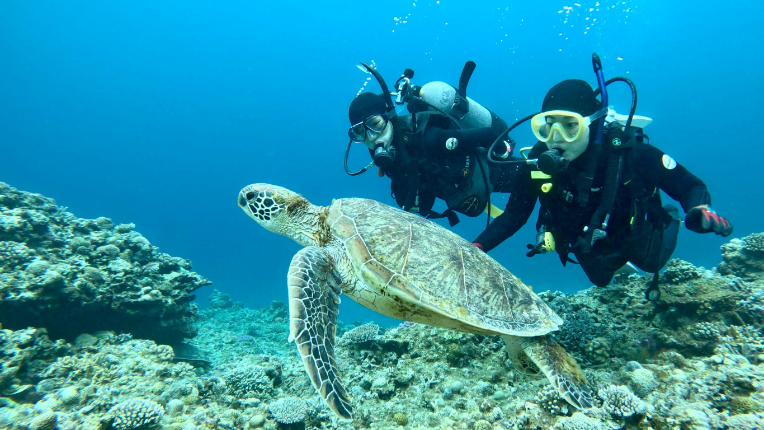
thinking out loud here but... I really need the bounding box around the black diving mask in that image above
[348,111,395,142]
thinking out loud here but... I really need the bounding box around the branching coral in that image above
[341,323,379,344]
[268,397,308,424]
[109,398,164,430]
[598,385,645,418]
[534,384,571,415]
[224,366,271,398]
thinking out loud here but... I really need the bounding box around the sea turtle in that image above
[238,183,593,419]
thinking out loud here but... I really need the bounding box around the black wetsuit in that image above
[474,139,710,287]
[379,112,522,221]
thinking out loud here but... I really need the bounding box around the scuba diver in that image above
[473,54,733,300]
[345,62,522,226]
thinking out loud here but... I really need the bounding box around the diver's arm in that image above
[636,143,710,211]
[472,186,537,252]
[422,126,498,151]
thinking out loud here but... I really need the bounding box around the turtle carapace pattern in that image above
[238,183,593,419]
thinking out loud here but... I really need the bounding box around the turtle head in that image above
[238,183,325,247]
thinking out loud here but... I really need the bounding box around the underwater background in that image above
[1,0,761,324]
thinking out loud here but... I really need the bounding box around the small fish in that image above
[233,335,256,343]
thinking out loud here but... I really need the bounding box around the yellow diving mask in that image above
[530,108,608,143]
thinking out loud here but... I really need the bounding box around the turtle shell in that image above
[325,198,562,337]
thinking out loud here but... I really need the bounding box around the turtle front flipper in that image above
[514,335,594,409]
[501,335,541,376]
[287,246,353,419]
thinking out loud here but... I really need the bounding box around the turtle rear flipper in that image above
[519,336,594,409]
[288,247,353,419]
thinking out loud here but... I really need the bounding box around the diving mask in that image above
[348,111,395,143]
[530,109,608,143]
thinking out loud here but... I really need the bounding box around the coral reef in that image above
[542,256,758,365]
[268,397,308,425]
[0,328,71,402]
[224,366,273,398]
[2,182,764,429]
[109,398,164,429]
[0,182,211,343]
[627,368,657,398]
[597,385,645,418]
[719,233,764,279]
[340,323,380,344]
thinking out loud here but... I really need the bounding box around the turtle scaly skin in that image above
[238,184,593,419]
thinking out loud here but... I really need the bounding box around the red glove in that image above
[472,242,484,251]
[685,205,733,237]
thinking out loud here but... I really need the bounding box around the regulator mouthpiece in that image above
[373,143,396,169]
[538,148,570,176]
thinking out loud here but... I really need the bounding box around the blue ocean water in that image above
[1,0,761,325]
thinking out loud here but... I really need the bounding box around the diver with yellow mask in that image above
[473,54,733,300]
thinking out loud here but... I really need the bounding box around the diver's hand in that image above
[685,205,733,237]
[525,243,547,257]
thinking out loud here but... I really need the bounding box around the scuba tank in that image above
[393,62,509,226]
[395,61,509,136]
[416,81,508,135]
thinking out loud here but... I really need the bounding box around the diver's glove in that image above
[684,205,733,237]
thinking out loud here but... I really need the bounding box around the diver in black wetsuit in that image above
[345,63,523,226]
[472,77,733,294]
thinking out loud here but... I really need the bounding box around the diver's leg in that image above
[575,245,628,287]
[632,204,681,273]
[658,205,681,267]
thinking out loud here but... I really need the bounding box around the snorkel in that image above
[592,53,608,147]
[344,62,397,176]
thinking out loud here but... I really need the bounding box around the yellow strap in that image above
[531,171,552,179]
[484,203,504,218]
